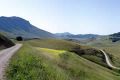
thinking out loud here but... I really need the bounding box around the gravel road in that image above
[0,44,22,80]
[100,49,120,70]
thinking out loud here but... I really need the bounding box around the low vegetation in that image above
[82,37,120,68]
[0,33,15,50]
[6,39,120,80]
[27,39,110,68]
[6,44,70,80]
[26,39,88,50]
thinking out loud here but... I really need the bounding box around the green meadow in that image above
[6,39,120,80]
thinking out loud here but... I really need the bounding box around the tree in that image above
[16,36,23,41]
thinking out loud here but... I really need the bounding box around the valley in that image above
[1,0,120,80]
[0,17,120,80]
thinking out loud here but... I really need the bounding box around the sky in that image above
[0,0,120,35]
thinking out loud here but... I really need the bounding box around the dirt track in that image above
[0,44,22,80]
[100,49,120,70]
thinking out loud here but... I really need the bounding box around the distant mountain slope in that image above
[55,32,73,36]
[0,16,55,38]
[55,32,100,40]
[0,34,14,49]
[109,32,120,42]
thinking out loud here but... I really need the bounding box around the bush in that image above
[16,36,23,41]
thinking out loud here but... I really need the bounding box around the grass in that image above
[6,39,120,80]
[81,55,108,68]
[28,39,120,69]
[27,39,108,67]
[26,39,89,50]
[36,47,120,80]
[6,44,70,80]
[36,48,66,58]
[82,36,120,67]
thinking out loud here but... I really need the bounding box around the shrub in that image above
[16,36,23,41]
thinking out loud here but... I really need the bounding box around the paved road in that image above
[0,44,22,80]
[100,49,120,70]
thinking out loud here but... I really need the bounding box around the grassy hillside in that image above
[81,36,120,68]
[6,44,69,80]
[26,39,83,50]
[0,34,15,50]
[5,39,120,79]
[6,43,120,80]
[26,39,110,68]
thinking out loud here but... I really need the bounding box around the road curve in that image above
[0,44,22,80]
[100,49,120,70]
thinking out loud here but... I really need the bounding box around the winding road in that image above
[0,44,22,80]
[100,49,120,70]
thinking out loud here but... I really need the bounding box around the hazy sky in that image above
[0,0,120,35]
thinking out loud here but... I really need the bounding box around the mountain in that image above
[55,32,73,38]
[0,16,55,38]
[55,32,73,36]
[55,32,100,40]
[109,32,120,42]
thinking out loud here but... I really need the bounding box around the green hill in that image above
[26,39,110,68]
[80,36,120,68]
[6,39,120,80]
